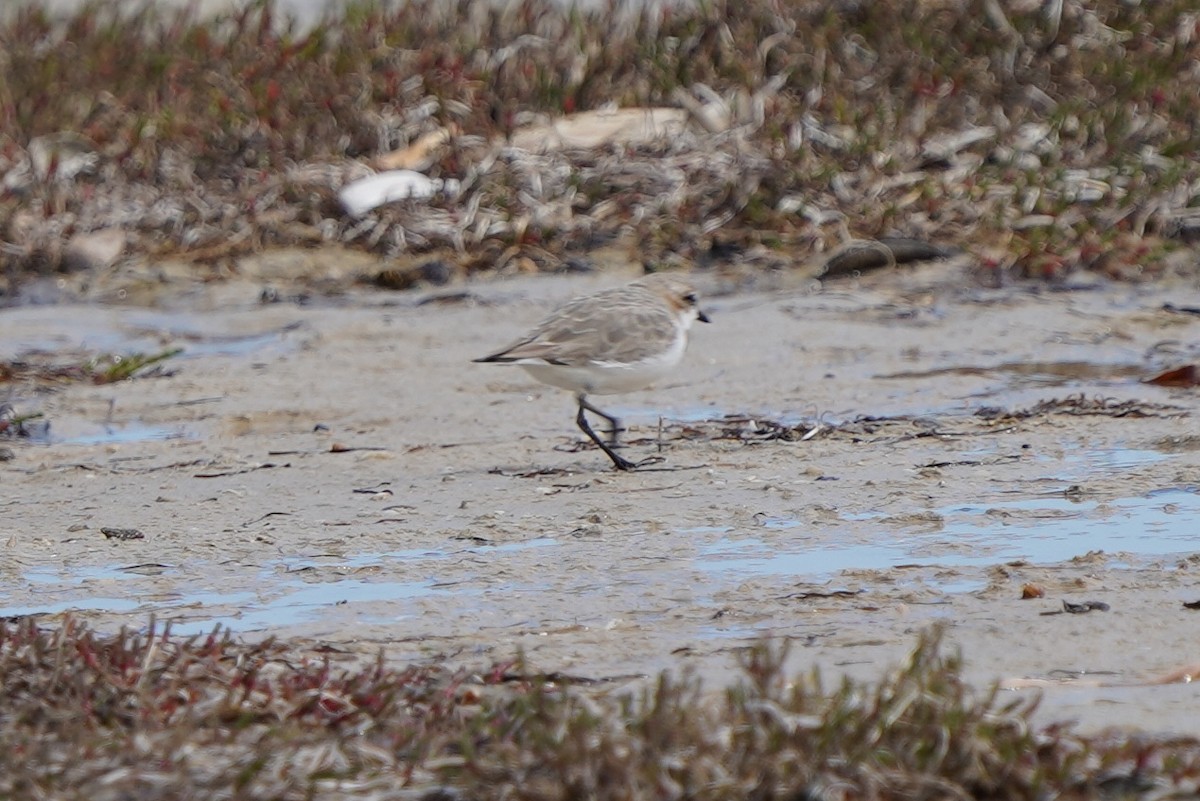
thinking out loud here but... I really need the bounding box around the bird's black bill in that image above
[697,310,712,323]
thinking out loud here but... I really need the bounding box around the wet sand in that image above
[3,255,1200,735]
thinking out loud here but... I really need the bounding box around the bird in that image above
[474,272,710,471]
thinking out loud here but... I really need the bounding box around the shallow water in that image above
[693,486,1199,578]
[63,422,190,446]
[0,537,561,634]
[4,477,1195,632]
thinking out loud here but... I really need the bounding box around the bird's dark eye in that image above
[683,292,697,305]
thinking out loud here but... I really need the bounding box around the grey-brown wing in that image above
[535,293,676,364]
[478,287,675,365]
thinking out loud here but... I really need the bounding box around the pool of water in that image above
[694,486,1200,586]
[0,537,560,633]
[63,422,191,446]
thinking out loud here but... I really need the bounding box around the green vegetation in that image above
[87,346,183,382]
[0,346,181,386]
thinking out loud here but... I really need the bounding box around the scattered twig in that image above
[194,462,290,478]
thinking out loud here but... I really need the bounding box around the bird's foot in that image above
[608,454,665,471]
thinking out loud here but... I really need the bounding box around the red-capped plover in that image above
[475,273,710,470]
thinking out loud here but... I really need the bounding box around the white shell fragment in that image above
[63,228,127,272]
[338,170,460,217]
[509,107,691,152]
[2,132,99,191]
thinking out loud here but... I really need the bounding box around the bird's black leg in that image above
[576,396,638,471]
[578,395,625,445]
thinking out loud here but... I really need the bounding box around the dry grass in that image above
[2,617,1198,799]
[2,0,1200,291]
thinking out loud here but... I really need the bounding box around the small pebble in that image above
[101,527,145,541]
[418,259,453,285]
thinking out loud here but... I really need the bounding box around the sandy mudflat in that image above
[3,255,1200,735]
